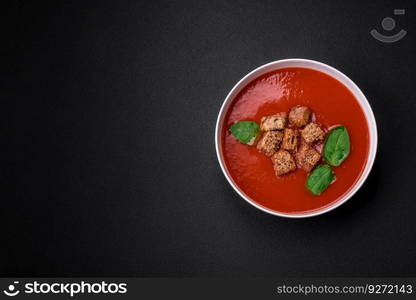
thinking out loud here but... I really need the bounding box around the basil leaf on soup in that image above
[230,121,260,145]
[306,164,335,195]
[323,126,350,167]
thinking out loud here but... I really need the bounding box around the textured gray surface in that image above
[3,0,416,276]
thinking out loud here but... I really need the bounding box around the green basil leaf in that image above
[230,121,260,145]
[306,164,335,195]
[323,126,350,166]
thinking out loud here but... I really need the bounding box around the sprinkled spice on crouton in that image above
[281,128,299,152]
[260,112,287,131]
[257,131,283,156]
[288,106,311,128]
[271,150,297,176]
[301,122,325,144]
[295,143,321,172]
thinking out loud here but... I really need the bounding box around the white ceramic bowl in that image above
[215,59,378,218]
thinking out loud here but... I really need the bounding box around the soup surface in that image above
[221,67,369,214]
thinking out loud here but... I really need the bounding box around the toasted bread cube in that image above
[281,128,299,152]
[260,112,287,131]
[295,143,321,172]
[257,131,283,156]
[288,106,311,128]
[301,122,325,144]
[271,150,297,176]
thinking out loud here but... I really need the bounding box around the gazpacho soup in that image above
[221,67,369,214]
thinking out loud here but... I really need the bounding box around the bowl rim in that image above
[215,58,378,218]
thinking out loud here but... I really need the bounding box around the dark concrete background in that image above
[3,0,416,276]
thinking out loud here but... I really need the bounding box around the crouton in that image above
[301,122,325,144]
[260,112,287,131]
[271,150,297,176]
[256,131,283,156]
[295,143,321,172]
[281,128,299,152]
[288,106,311,128]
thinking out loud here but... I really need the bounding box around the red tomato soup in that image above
[221,67,369,214]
